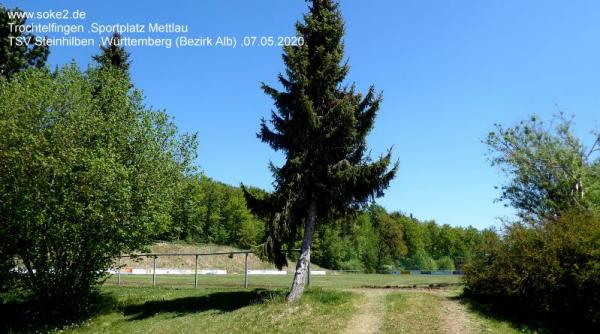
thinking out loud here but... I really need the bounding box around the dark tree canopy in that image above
[244,0,397,300]
[0,6,49,78]
[93,32,130,74]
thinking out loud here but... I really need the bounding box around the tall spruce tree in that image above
[0,5,49,78]
[245,0,398,302]
[93,32,130,75]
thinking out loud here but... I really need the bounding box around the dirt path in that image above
[424,289,475,334]
[344,288,475,334]
[344,289,389,334]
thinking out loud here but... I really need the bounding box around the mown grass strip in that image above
[65,286,356,334]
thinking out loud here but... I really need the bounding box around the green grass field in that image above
[59,284,524,334]
[4,274,529,333]
[105,273,463,289]
[65,287,356,334]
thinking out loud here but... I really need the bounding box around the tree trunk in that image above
[286,200,317,302]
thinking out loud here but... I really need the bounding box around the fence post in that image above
[117,256,121,286]
[244,252,249,288]
[307,260,311,287]
[152,255,157,287]
[194,254,199,288]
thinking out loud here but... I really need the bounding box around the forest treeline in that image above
[161,174,495,273]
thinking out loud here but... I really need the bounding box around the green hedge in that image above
[464,211,600,330]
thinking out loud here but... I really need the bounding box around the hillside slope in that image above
[118,242,320,273]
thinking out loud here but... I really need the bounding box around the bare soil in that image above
[344,289,389,334]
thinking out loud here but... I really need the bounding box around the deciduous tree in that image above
[486,114,600,221]
[0,64,195,320]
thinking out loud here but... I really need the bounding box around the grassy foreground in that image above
[3,275,529,333]
[65,287,355,334]
[55,285,528,334]
[381,289,523,334]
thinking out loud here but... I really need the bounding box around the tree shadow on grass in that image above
[122,289,286,321]
[448,294,554,333]
[1,290,117,333]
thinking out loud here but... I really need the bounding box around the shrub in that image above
[0,66,195,322]
[340,258,364,271]
[464,211,600,330]
[406,250,438,270]
[436,256,455,271]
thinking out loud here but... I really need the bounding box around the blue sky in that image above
[7,0,600,229]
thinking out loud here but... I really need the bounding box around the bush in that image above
[340,258,364,271]
[436,256,455,271]
[464,211,600,330]
[404,250,438,270]
[0,66,195,322]
[377,264,395,274]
